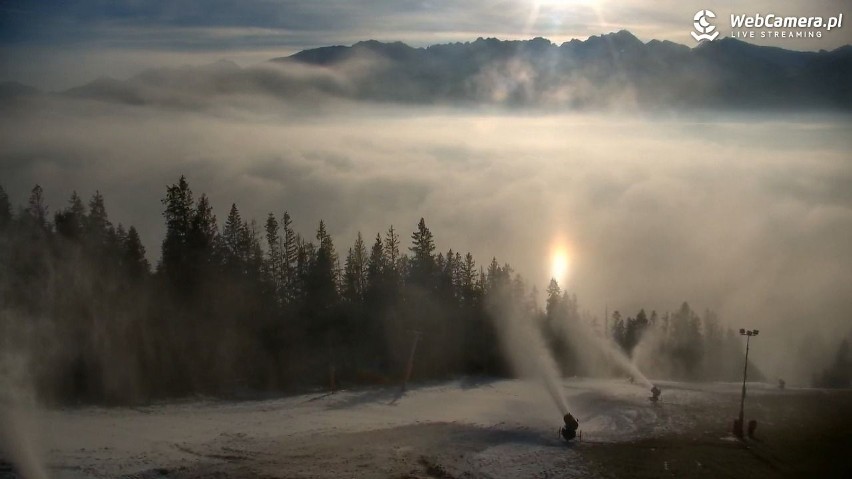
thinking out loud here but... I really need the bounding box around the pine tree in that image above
[0,185,11,230]
[460,252,478,306]
[438,248,457,300]
[294,237,314,302]
[485,257,501,293]
[384,225,400,272]
[545,278,561,317]
[123,226,150,279]
[265,213,281,294]
[160,175,194,279]
[87,191,111,242]
[55,191,87,239]
[624,309,649,354]
[350,232,367,301]
[408,218,436,287]
[612,312,626,350]
[188,193,218,271]
[280,212,298,302]
[611,310,624,346]
[367,233,384,285]
[343,238,368,304]
[307,220,339,308]
[244,219,264,280]
[26,184,49,229]
[222,203,245,264]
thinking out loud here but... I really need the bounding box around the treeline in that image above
[539,280,760,382]
[1,178,516,404]
[1,178,816,406]
[814,339,851,388]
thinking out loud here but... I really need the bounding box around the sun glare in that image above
[550,248,570,285]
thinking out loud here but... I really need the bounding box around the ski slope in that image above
[5,378,809,478]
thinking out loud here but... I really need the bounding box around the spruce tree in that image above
[160,176,194,280]
[26,184,49,229]
[408,218,436,287]
[0,185,10,230]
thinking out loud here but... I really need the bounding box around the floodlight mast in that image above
[736,328,759,437]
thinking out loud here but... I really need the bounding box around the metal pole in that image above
[402,331,422,392]
[739,335,750,425]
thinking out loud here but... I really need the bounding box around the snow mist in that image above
[548,304,653,388]
[597,337,653,388]
[487,294,569,416]
[0,350,48,479]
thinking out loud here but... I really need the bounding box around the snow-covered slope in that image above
[11,378,802,478]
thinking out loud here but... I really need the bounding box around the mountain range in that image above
[4,31,851,111]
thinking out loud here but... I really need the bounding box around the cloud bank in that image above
[1,91,850,381]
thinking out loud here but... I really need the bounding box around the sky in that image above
[1,0,850,90]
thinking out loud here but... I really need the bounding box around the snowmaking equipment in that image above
[649,385,661,402]
[559,413,579,442]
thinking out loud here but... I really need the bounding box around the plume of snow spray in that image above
[597,338,653,388]
[487,293,569,415]
[550,308,653,388]
[0,320,49,479]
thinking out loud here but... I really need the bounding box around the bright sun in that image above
[550,249,570,284]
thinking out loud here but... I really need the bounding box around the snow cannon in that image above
[560,413,579,442]
[649,385,661,403]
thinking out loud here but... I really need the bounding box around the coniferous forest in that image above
[6,177,837,406]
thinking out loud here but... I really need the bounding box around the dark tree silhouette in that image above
[0,176,785,404]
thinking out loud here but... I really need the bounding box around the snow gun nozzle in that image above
[560,413,579,442]
[649,385,661,402]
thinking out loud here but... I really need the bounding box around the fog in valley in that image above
[2,86,850,387]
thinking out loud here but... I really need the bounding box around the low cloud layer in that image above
[1,94,850,381]
[20,36,846,114]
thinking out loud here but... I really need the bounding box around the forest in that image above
[0,178,847,405]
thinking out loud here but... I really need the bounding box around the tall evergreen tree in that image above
[366,233,384,290]
[265,212,281,294]
[408,218,436,287]
[307,220,339,309]
[384,225,400,274]
[187,193,218,272]
[26,184,49,229]
[459,252,478,306]
[160,176,194,280]
[87,191,111,243]
[0,185,11,230]
[342,232,367,303]
[545,278,561,317]
[222,203,245,265]
[280,212,298,302]
[55,191,86,239]
[123,226,150,280]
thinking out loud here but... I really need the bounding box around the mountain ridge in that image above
[5,32,851,111]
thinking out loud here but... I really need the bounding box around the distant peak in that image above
[602,30,643,45]
[612,29,638,39]
[353,40,413,49]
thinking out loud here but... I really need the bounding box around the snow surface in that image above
[11,378,795,478]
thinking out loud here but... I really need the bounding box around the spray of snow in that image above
[0,347,49,479]
[546,305,654,389]
[487,295,569,416]
[596,337,653,388]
